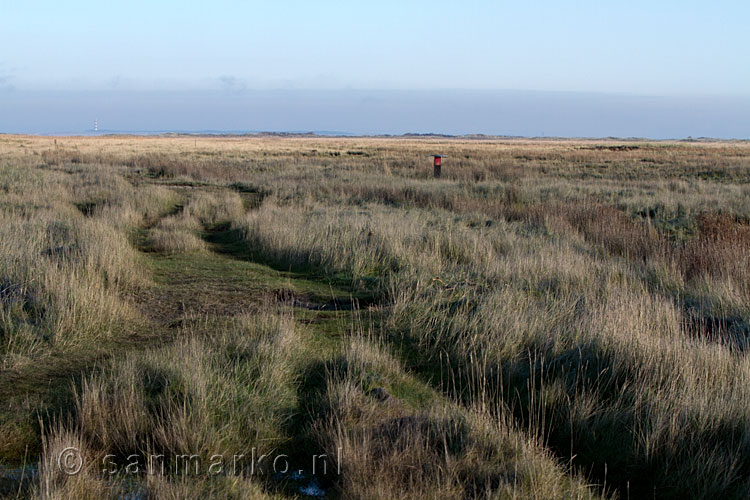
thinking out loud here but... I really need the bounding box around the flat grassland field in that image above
[1,135,750,499]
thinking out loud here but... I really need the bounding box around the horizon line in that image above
[3,130,748,142]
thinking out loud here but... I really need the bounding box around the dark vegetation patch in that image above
[74,199,103,217]
[584,145,642,152]
[229,182,269,209]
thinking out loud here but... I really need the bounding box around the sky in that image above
[1,1,749,137]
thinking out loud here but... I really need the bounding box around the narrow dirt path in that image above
[0,187,376,497]
[2,185,549,498]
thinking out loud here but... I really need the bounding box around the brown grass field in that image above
[1,134,750,499]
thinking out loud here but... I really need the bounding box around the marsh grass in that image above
[184,190,246,227]
[33,311,300,499]
[3,135,750,499]
[317,336,603,499]
[234,190,750,498]
[146,213,206,254]
[0,162,182,368]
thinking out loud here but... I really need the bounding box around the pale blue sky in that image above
[1,1,749,136]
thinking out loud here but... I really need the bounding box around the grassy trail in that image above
[187,213,439,497]
[0,188,440,498]
[2,184,608,499]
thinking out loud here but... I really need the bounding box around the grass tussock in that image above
[0,216,145,367]
[33,311,300,499]
[184,190,246,227]
[146,213,206,254]
[0,161,166,369]
[318,336,603,499]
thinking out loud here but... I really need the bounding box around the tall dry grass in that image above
[235,196,750,498]
[318,335,603,499]
[33,311,300,499]
[3,134,750,498]
[0,167,160,368]
[146,212,206,254]
[183,190,246,227]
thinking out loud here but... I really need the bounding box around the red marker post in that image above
[429,155,446,178]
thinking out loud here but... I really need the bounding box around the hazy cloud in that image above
[359,95,381,105]
[1,89,748,138]
[218,75,248,93]
[0,63,14,91]
[106,75,132,89]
